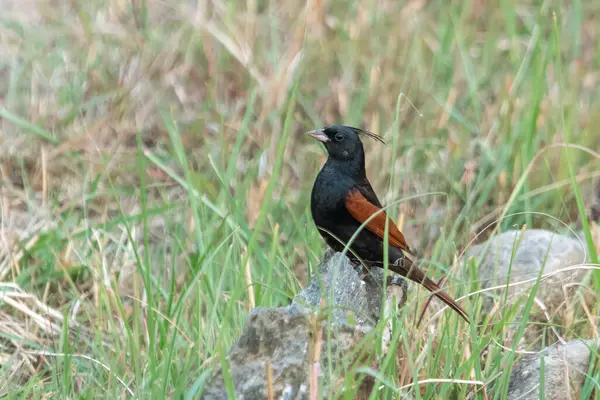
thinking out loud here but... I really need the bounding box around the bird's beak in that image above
[304,129,330,143]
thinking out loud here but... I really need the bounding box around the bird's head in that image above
[304,125,384,163]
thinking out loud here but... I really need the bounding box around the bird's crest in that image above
[323,125,386,144]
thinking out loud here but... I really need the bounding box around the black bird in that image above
[306,125,468,321]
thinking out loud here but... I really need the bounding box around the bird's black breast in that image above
[310,161,393,264]
[310,164,355,229]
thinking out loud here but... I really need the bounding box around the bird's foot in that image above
[349,259,370,279]
[386,276,406,288]
[358,270,371,282]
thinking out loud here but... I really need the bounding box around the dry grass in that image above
[1,0,600,397]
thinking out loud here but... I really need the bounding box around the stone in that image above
[293,250,406,326]
[464,229,588,321]
[201,305,371,399]
[507,340,597,400]
[201,250,407,399]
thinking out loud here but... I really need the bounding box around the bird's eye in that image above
[334,133,344,141]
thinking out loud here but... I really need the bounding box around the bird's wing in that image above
[346,186,468,322]
[345,187,414,256]
[355,178,384,208]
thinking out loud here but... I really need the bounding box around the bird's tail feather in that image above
[388,257,469,322]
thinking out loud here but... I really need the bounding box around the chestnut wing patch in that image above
[345,188,413,255]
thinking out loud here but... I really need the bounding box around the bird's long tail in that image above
[388,257,469,322]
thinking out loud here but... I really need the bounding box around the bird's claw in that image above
[386,276,405,287]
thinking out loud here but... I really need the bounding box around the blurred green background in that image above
[1,0,599,398]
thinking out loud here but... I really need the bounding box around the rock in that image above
[201,306,371,400]
[464,229,587,322]
[294,250,406,326]
[507,340,597,400]
[201,251,407,399]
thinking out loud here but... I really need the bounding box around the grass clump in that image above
[1,0,599,398]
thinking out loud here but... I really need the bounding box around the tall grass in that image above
[0,0,599,398]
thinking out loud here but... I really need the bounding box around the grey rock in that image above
[201,250,407,399]
[466,229,587,289]
[464,229,588,319]
[201,305,371,400]
[507,340,597,400]
[293,250,406,326]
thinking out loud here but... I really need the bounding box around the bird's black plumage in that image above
[306,125,468,321]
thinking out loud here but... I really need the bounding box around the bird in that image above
[305,124,468,322]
